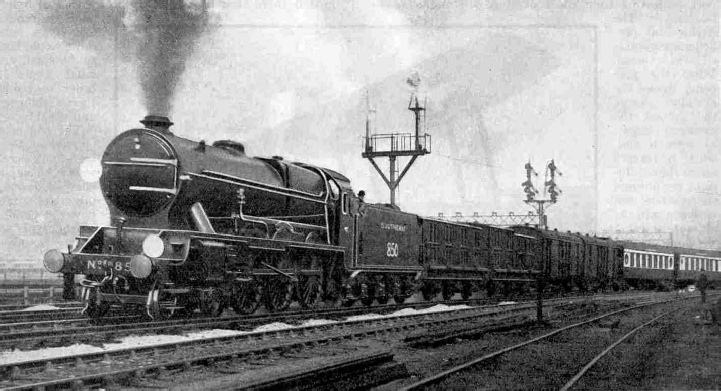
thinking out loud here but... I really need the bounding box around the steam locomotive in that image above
[44,116,718,318]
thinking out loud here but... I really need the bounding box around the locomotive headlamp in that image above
[129,255,154,279]
[43,250,65,273]
[142,234,165,258]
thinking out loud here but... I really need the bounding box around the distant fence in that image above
[0,267,64,305]
[0,286,65,306]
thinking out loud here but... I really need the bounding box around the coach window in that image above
[624,253,630,267]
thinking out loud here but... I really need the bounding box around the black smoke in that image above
[130,0,209,115]
[39,0,210,116]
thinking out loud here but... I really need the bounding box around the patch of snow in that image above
[301,319,336,327]
[346,304,470,321]
[346,313,384,321]
[182,329,249,339]
[253,322,295,332]
[21,304,61,311]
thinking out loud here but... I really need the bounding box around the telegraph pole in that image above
[522,160,562,229]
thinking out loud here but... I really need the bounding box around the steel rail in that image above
[0,303,531,388]
[559,309,677,391]
[0,297,544,348]
[0,308,83,324]
[0,292,679,389]
[400,297,686,390]
[0,292,672,350]
[0,296,575,387]
[0,300,477,345]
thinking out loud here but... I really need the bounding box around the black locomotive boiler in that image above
[44,116,542,318]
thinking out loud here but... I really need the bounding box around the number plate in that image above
[77,255,132,273]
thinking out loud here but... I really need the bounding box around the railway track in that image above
[398,294,706,390]
[0,291,653,351]
[0,307,84,325]
[0,299,495,350]
[559,309,677,391]
[0,301,79,312]
[0,295,602,389]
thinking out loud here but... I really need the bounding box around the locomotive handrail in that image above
[198,170,326,201]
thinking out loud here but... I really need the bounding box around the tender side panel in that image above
[355,206,421,269]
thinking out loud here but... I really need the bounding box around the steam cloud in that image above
[40,0,210,116]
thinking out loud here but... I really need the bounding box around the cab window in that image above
[342,193,349,214]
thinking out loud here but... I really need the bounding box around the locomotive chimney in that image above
[140,115,174,133]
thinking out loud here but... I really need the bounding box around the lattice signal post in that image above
[362,91,431,207]
[522,160,562,229]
